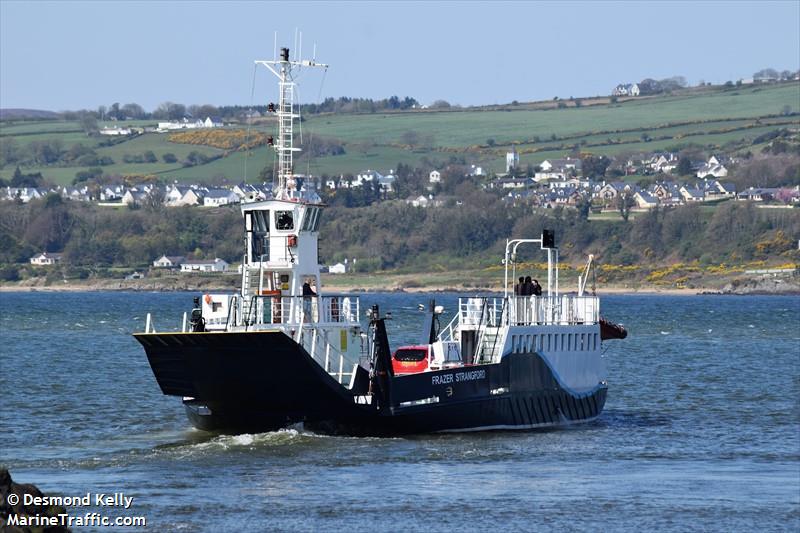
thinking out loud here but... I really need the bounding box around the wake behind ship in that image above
[133,46,626,436]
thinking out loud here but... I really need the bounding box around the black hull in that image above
[134,330,606,436]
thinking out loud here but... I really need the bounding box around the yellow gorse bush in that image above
[168,129,268,151]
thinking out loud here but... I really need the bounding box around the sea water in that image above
[1,292,798,531]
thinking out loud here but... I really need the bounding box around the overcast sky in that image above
[1,0,799,111]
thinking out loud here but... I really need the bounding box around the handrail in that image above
[455,295,599,329]
[437,312,460,342]
[489,298,508,357]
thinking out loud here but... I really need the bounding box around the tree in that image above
[10,166,43,187]
[79,112,98,135]
[753,68,779,80]
[162,153,178,164]
[73,167,103,184]
[121,103,146,119]
[638,78,663,95]
[576,193,592,220]
[617,190,635,221]
[581,155,611,178]
[143,187,166,212]
[154,101,187,120]
[676,157,693,176]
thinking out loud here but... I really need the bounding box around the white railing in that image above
[297,326,365,386]
[457,295,599,329]
[236,294,360,328]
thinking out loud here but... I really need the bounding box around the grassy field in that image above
[303,83,799,146]
[1,82,798,184]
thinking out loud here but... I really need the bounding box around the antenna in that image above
[273,31,277,61]
[255,41,328,201]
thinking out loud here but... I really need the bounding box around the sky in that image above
[1,0,799,112]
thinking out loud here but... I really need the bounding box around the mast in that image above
[255,47,328,201]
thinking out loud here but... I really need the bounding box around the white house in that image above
[3,187,44,203]
[353,170,382,188]
[178,188,204,206]
[165,185,190,206]
[99,126,132,136]
[704,180,736,200]
[153,255,186,268]
[378,174,396,192]
[408,195,431,208]
[696,162,728,178]
[680,186,705,202]
[429,170,441,183]
[328,262,347,274]
[100,184,126,202]
[30,252,63,266]
[122,190,148,206]
[203,116,224,128]
[633,191,659,209]
[612,83,640,96]
[203,188,239,207]
[468,165,485,176]
[180,258,229,273]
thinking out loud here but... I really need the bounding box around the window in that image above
[394,348,427,362]
[275,210,294,230]
[301,207,322,232]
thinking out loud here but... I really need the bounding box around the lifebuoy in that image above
[204,294,212,305]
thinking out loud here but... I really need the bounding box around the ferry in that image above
[133,46,626,435]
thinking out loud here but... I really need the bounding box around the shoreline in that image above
[1,278,797,296]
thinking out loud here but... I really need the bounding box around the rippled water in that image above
[1,292,798,531]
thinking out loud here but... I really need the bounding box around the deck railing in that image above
[457,295,599,329]
[235,294,360,328]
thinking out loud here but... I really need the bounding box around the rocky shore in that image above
[717,276,800,295]
[0,469,71,533]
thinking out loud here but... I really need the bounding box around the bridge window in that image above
[275,210,294,230]
[301,207,322,231]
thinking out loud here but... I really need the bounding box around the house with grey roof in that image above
[153,255,186,268]
[679,186,705,202]
[203,188,240,207]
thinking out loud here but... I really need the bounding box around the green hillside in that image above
[1,82,798,184]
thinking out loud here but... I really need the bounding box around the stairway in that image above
[477,326,502,364]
